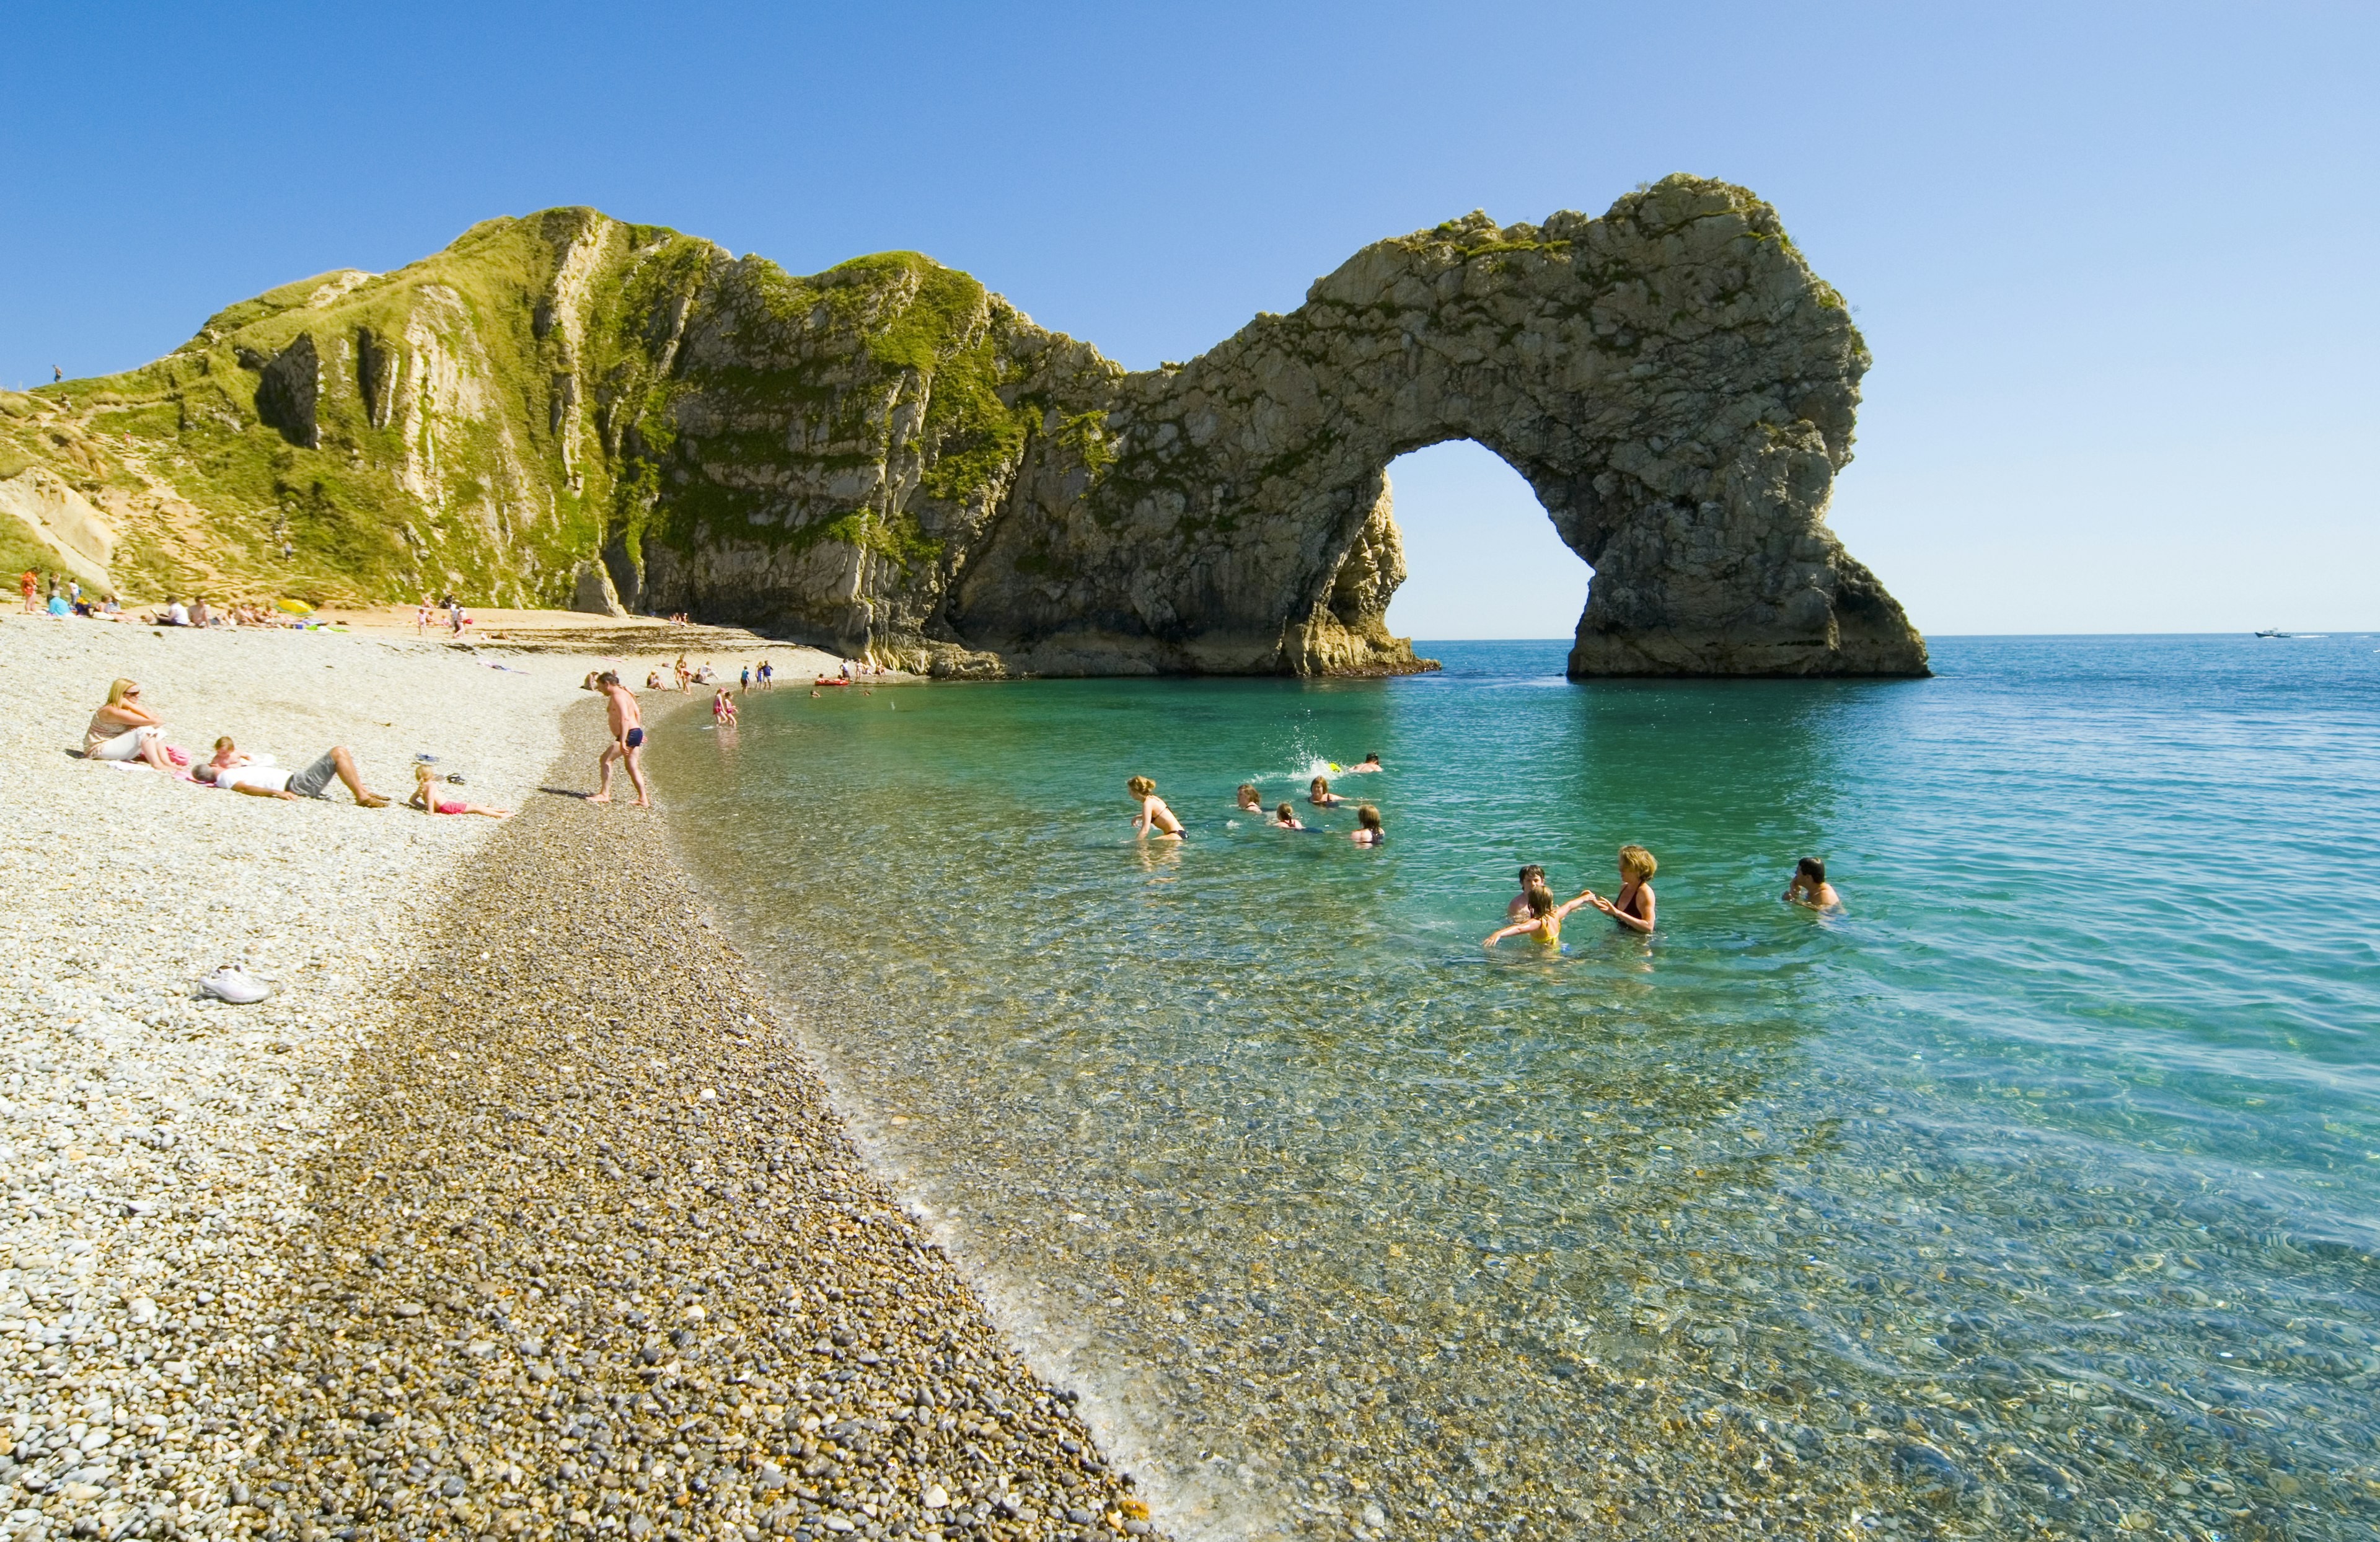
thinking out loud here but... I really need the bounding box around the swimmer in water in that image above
[1236,783,1263,813]
[1127,775,1185,840]
[1580,844,1657,933]
[1309,775,1344,808]
[1483,878,1597,948]
[1271,802,1304,830]
[1784,856,1842,910]
[1350,804,1385,845]
[1507,864,1548,920]
[1343,752,1383,773]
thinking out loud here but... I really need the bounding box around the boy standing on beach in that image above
[589,671,650,808]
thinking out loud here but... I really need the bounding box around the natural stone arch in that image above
[946,175,1928,677]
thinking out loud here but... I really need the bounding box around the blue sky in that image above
[5,2,2372,636]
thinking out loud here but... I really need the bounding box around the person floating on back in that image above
[1784,857,1842,910]
[1484,877,1597,948]
[1127,775,1185,840]
[1581,845,1657,933]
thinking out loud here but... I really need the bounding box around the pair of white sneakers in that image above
[196,965,271,1005]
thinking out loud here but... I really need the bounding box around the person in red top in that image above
[18,570,37,615]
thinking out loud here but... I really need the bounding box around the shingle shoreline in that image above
[244,703,1157,1542]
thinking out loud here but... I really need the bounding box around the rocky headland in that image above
[3,177,1925,679]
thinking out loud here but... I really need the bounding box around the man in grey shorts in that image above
[197,739,390,806]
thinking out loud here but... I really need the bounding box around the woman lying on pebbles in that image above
[84,677,180,772]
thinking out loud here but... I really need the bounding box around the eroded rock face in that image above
[14,181,1923,675]
[940,178,1925,677]
[635,175,1924,677]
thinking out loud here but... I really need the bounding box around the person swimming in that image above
[1784,856,1842,910]
[1128,775,1186,840]
[1350,804,1385,845]
[1581,844,1657,933]
[1236,783,1263,813]
[1483,878,1596,948]
[1343,752,1383,773]
[1507,863,1548,919]
[1271,802,1304,830]
[1308,775,1344,807]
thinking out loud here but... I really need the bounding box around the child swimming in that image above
[1271,802,1304,830]
[1483,878,1595,948]
[1581,844,1657,933]
[1128,775,1186,840]
[1350,804,1386,845]
[1784,856,1842,910]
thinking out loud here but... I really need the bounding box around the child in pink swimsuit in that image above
[409,764,511,818]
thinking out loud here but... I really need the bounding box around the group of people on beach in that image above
[17,568,288,627]
[80,677,513,816]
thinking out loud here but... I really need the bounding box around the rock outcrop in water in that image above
[1,177,1926,676]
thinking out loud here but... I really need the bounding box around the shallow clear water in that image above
[654,637,2380,1540]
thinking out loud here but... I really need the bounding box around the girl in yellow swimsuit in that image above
[1483,879,1597,948]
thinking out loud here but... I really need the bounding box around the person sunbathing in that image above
[84,679,178,773]
[408,763,510,817]
[196,738,389,805]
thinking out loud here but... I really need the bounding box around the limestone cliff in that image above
[1,177,1926,677]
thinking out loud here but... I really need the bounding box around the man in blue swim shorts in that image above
[589,671,651,807]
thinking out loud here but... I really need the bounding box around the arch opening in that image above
[1376,439,1592,645]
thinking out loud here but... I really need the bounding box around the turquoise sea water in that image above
[654,637,2379,1540]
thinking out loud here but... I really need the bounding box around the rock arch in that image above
[944,175,1928,677]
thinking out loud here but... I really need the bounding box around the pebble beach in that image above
[0,617,1136,1542]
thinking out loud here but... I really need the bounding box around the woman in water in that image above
[1128,775,1186,840]
[1350,804,1386,845]
[1483,878,1596,948]
[1271,802,1304,830]
[1308,775,1344,808]
[1582,845,1657,933]
[1236,783,1263,813]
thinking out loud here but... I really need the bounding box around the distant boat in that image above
[2255,628,2290,638]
